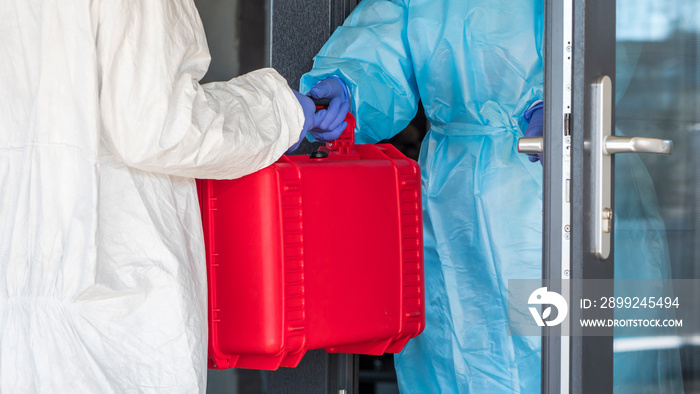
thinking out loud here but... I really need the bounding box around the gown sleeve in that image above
[300,0,420,144]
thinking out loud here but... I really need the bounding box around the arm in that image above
[300,0,419,144]
[97,0,303,179]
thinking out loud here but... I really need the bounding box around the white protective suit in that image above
[0,1,303,392]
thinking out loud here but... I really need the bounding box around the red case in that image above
[197,115,424,370]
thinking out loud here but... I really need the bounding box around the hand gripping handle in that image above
[312,98,356,154]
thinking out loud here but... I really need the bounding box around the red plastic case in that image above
[197,116,424,370]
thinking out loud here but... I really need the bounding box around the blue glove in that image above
[523,101,544,163]
[288,90,316,153]
[307,77,350,142]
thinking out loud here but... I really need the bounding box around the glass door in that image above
[612,0,700,392]
[556,0,700,393]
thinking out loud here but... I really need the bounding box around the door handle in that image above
[516,128,672,157]
[592,75,672,260]
[604,136,672,155]
[517,137,544,154]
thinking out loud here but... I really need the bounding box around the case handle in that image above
[325,113,356,154]
[312,98,356,155]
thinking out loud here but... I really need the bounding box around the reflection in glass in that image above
[615,0,700,392]
[194,0,269,83]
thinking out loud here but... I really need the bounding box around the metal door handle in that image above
[604,136,672,155]
[516,132,672,156]
[518,137,544,154]
[592,75,672,260]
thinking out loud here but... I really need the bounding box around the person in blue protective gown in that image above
[302,1,544,392]
[301,1,684,393]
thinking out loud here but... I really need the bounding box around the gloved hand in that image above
[523,101,544,163]
[307,77,350,142]
[288,90,316,153]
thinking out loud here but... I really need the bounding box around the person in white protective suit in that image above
[0,1,342,392]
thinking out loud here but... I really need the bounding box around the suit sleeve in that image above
[97,0,303,179]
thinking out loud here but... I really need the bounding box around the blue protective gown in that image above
[301,1,681,393]
[302,1,544,392]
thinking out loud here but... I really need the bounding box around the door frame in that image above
[542,0,572,391]
[543,0,617,392]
